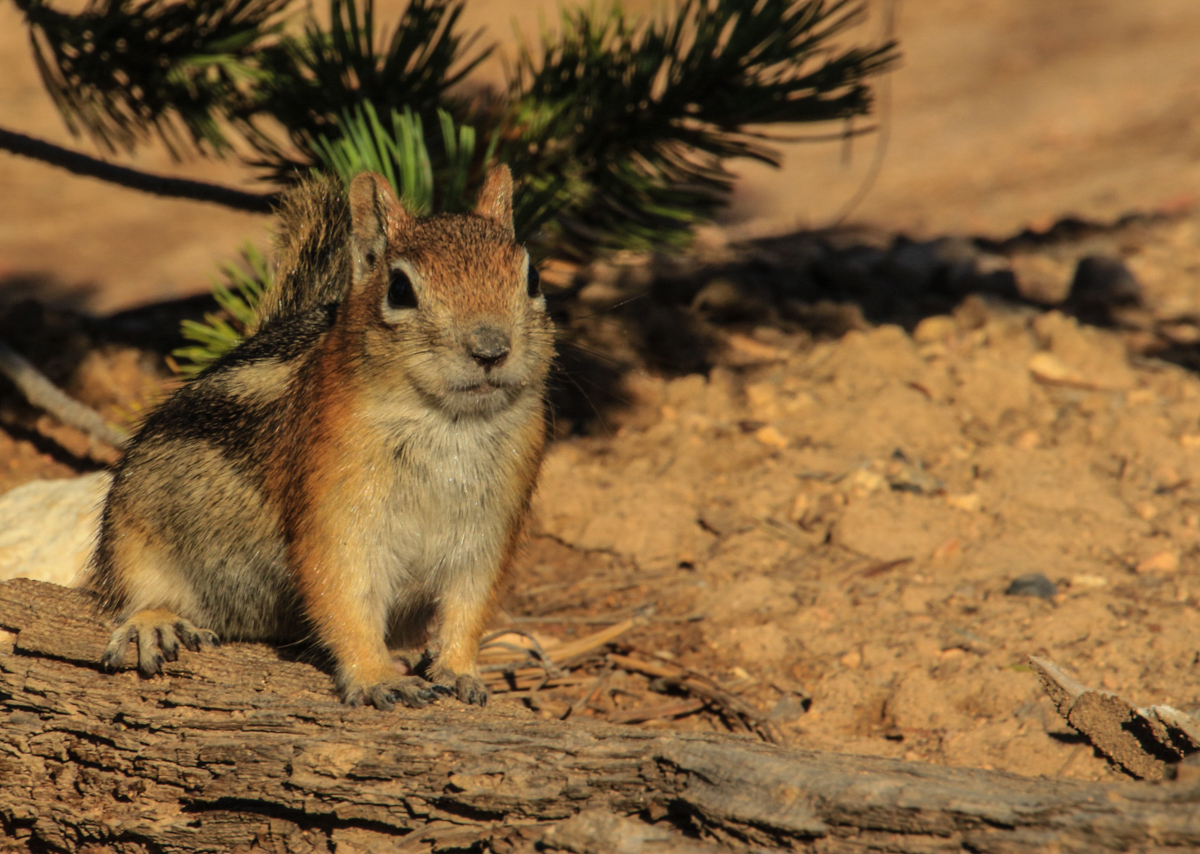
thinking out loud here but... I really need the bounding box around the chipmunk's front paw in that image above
[453,675,488,706]
[428,667,488,706]
[343,677,453,711]
[102,609,220,677]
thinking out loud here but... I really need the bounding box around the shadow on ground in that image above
[546,209,1190,436]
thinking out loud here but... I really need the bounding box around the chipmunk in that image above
[87,166,554,709]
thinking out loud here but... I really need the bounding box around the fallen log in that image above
[2,578,1200,853]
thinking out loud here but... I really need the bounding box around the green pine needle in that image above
[172,243,270,376]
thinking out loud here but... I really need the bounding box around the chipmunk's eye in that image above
[526,262,541,298]
[387,269,417,309]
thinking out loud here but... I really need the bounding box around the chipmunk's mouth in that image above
[442,368,524,403]
[462,383,499,395]
[455,377,517,396]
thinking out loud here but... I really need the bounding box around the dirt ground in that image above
[4,1,1200,785]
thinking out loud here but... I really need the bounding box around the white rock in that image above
[0,472,111,587]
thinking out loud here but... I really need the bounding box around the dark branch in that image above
[0,125,278,213]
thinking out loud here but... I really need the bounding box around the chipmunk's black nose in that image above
[467,325,511,369]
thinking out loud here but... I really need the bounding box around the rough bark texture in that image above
[1032,656,1200,782]
[3,578,1200,854]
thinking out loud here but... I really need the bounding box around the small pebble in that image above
[932,538,962,561]
[1011,253,1073,304]
[912,314,957,344]
[1136,551,1179,575]
[767,694,810,724]
[945,492,982,512]
[1068,255,1143,310]
[753,425,789,450]
[1028,352,1090,388]
[1005,573,1057,598]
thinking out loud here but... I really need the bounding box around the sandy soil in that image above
[512,208,1200,781]
[4,0,1200,784]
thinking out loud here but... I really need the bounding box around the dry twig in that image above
[608,652,785,744]
[0,337,129,450]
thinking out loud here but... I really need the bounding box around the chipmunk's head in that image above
[344,167,554,419]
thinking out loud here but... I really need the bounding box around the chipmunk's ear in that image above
[473,165,514,239]
[349,172,410,283]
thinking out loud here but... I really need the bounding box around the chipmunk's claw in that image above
[350,677,448,710]
[447,674,488,706]
[101,611,220,677]
[176,621,220,652]
[426,664,489,706]
[159,628,180,663]
[100,628,133,673]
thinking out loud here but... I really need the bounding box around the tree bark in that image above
[2,577,1199,854]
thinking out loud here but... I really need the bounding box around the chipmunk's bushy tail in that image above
[251,174,353,334]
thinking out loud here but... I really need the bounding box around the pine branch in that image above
[245,0,493,179]
[14,0,289,157]
[504,0,900,256]
[0,125,276,212]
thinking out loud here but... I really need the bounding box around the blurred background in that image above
[3,0,1200,314]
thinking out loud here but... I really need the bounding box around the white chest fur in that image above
[363,398,534,594]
